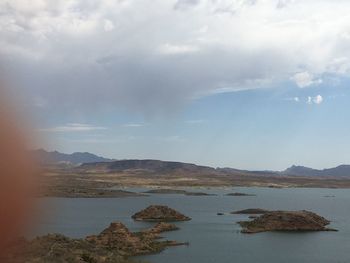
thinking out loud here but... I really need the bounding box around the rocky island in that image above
[226,192,256,197]
[132,205,191,222]
[144,189,216,196]
[5,221,186,262]
[238,210,337,233]
[142,222,179,234]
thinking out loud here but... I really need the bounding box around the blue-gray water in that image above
[33,187,350,263]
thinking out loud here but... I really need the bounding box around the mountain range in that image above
[32,149,350,178]
[31,149,114,165]
[282,165,350,178]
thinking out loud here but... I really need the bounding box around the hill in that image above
[79,159,219,175]
[283,165,350,178]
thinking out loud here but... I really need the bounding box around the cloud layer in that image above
[38,123,107,132]
[1,0,350,115]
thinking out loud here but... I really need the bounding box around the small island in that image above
[226,192,256,197]
[144,189,216,196]
[238,210,337,233]
[132,205,191,222]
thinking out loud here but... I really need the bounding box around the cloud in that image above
[284,97,299,102]
[174,0,200,10]
[276,0,294,9]
[158,43,199,55]
[1,0,350,117]
[103,19,115,32]
[213,0,258,15]
[38,123,107,132]
[313,95,323,104]
[307,95,323,105]
[122,123,145,128]
[292,72,322,88]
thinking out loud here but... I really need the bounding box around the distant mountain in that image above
[31,149,114,165]
[283,165,350,178]
[33,149,350,178]
[79,159,219,174]
[217,167,279,177]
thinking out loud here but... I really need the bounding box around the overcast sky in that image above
[2,0,350,170]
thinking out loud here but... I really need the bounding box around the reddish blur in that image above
[0,89,38,257]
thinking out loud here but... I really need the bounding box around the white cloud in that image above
[313,95,323,104]
[158,43,199,55]
[1,0,349,116]
[307,95,323,105]
[276,0,294,9]
[284,96,299,102]
[122,123,145,128]
[103,19,115,32]
[174,0,200,10]
[292,72,322,88]
[283,97,300,103]
[38,123,107,132]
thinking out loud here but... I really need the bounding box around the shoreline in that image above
[39,167,350,198]
[39,184,349,198]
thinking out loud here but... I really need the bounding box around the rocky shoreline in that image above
[4,206,191,263]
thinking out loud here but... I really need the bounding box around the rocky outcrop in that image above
[5,234,130,263]
[226,192,256,196]
[144,222,179,234]
[132,205,191,222]
[86,221,186,255]
[238,210,337,233]
[231,208,270,214]
[144,189,216,196]
[86,222,156,255]
[145,189,189,194]
[6,222,187,262]
[185,192,216,196]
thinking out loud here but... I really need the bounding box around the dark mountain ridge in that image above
[283,165,350,178]
[31,149,114,165]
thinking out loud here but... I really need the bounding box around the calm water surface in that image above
[34,187,350,263]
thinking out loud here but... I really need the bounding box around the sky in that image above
[1,0,350,170]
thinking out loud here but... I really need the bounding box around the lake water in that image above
[33,187,350,263]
